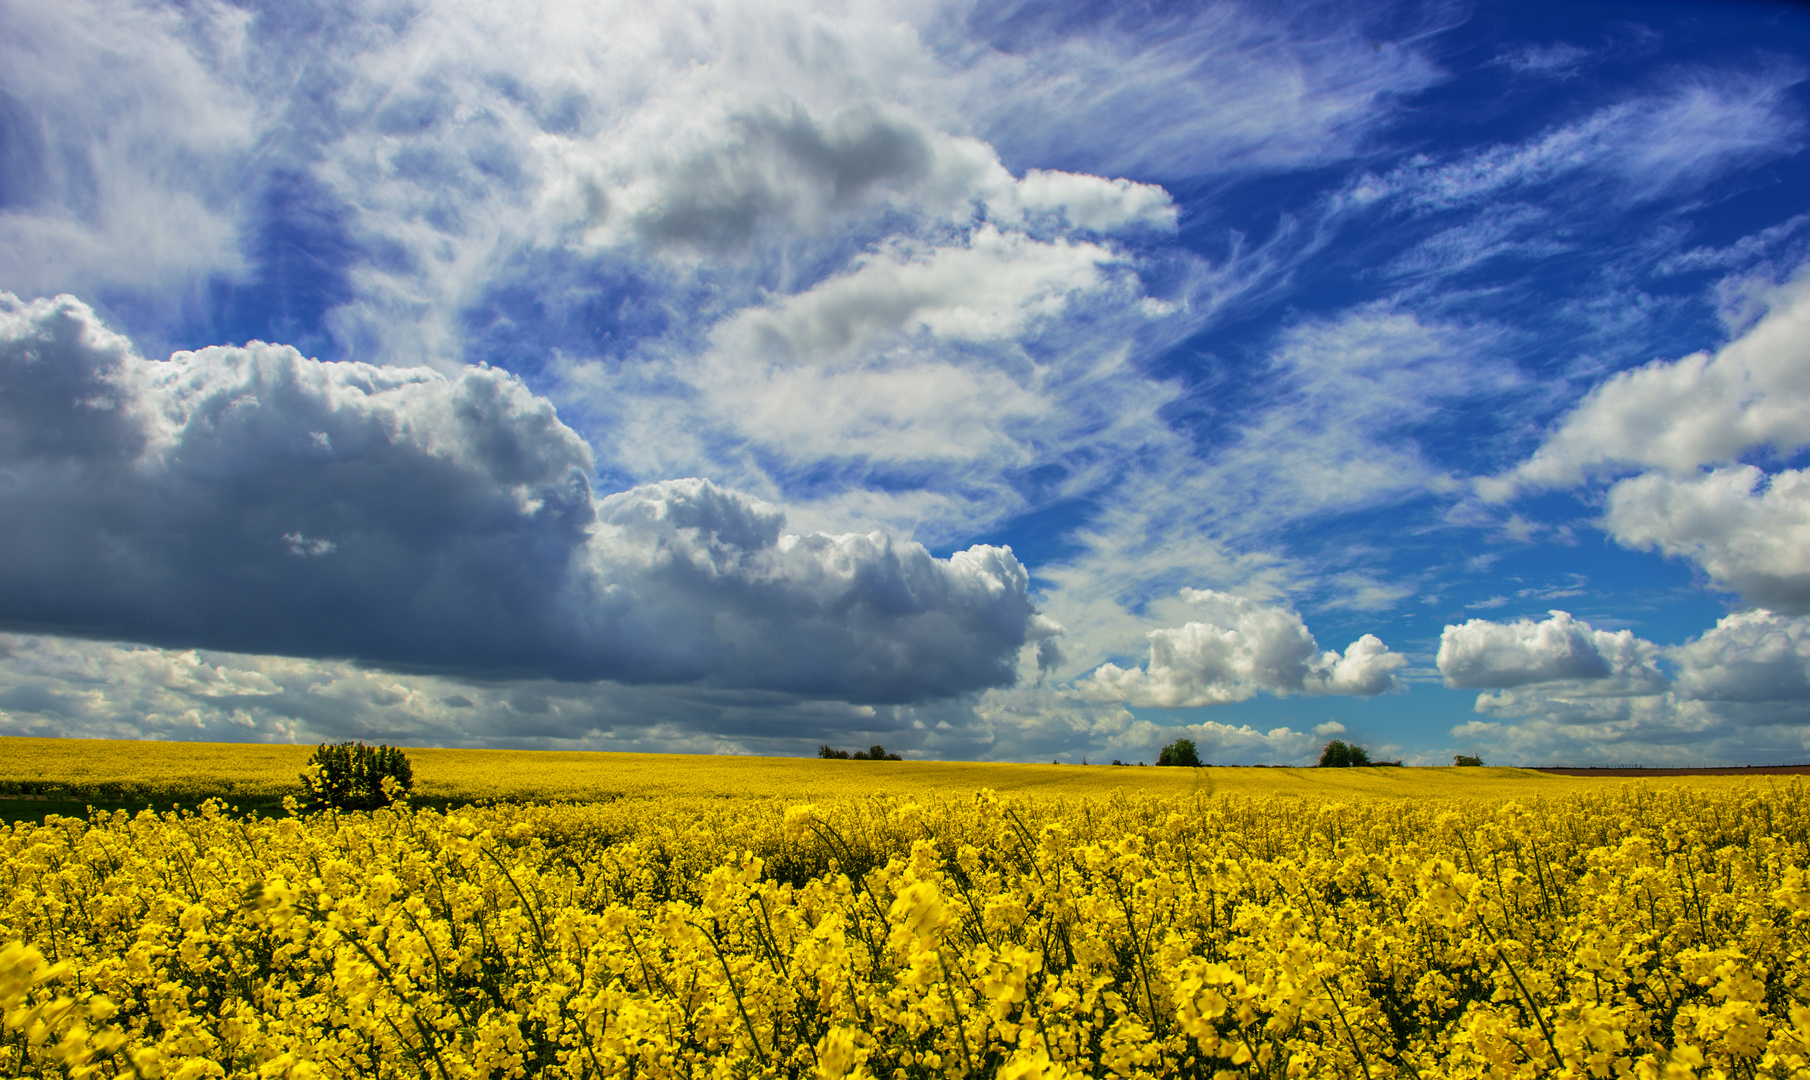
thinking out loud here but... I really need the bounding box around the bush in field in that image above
[1156,738,1202,767]
[1455,753,1484,767]
[1318,739,1371,767]
[300,742,414,811]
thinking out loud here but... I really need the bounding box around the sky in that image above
[2,0,1809,766]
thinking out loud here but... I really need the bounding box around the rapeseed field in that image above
[0,736,1764,805]
[1,741,1807,1078]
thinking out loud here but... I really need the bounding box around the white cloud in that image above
[282,533,337,558]
[1655,212,1810,277]
[956,2,1445,179]
[0,292,1042,702]
[1604,466,1810,614]
[294,0,1198,368]
[711,226,1118,364]
[1429,609,1810,766]
[957,678,1336,764]
[656,225,1148,474]
[0,0,1423,665]
[0,0,255,309]
[0,0,1221,374]
[584,478,1041,700]
[0,637,1323,763]
[1074,589,1404,709]
[1436,610,1667,694]
[0,630,916,752]
[1479,265,1810,615]
[1353,66,1803,212]
[1491,268,1810,494]
[1384,204,1569,279]
[1492,42,1592,77]
[1669,609,1810,703]
[1459,686,1810,767]
[1198,307,1515,533]
[1615,68,1806,198]
[547,103,962,251]
[542,105,1178,251]
[1013,306,1501,704]
[999,169,1176,232]
[564,218,1228,549]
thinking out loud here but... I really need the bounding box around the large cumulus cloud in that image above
[1604,466,1810,614]
[0,293,1041,701]
[1482,267,1810,617]
[1492,271,1810,493]
[1074,589,1404,709]
[1436,609,1810,765]
[1437,610,1667,694]
[1668,609,1810,705]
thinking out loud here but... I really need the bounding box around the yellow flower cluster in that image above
[2,782,1807,1078]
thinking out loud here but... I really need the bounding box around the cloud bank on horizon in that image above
[1,0,1809,765]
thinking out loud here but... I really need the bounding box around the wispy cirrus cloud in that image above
[956,0,1448,179]
[0,0,255,313]
[1351,65,1804,211]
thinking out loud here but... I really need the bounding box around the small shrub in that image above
[1454,753,1484,767]
[1318,739,1372,768]
[1156,738,1202,767]
[300,742,414,811]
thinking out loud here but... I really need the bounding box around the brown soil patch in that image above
[1533,765,1810,777]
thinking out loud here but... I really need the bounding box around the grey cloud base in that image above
[0,293,1040,702]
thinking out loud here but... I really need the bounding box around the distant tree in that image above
[1156,738,1202,767]
[819,744,897,760]
[1454,754,1484,767]
[1318,739,1372,768]
[300,742,413,811]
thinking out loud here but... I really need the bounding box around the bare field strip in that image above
[1533,764,1810,776]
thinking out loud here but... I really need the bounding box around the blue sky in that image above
[2,0,1809,765]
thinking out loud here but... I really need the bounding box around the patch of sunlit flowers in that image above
[3,781,1809,1077]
